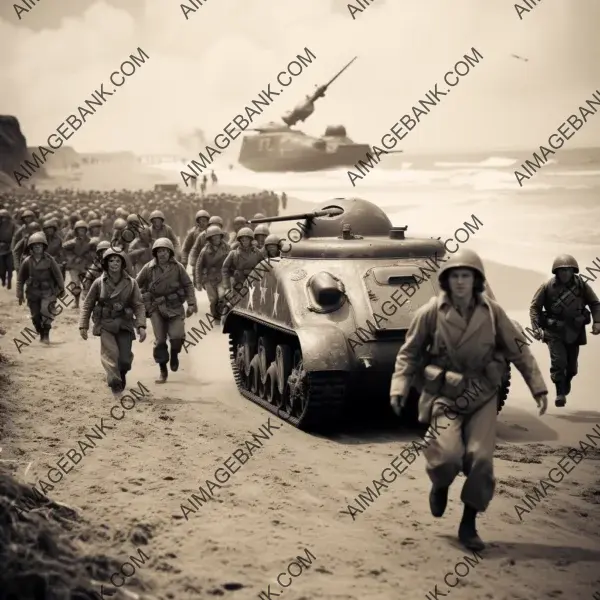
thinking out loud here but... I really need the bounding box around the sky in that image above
[1,0,599,154]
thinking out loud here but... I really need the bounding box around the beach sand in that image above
[1,161,599,600]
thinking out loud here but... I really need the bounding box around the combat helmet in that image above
[149,210,165,222]
[205,225,223,240]
[101,248,127,269]
[195,209,210,222]
[208,216,223,227]
[438,248,486,281]
[264,233,281,247]
[233,216,247,228]
[96,240,111,256]
[254,224,270,237]
[88,218,102,229]
[552,254,579,274]
[252,213,266,221]
[74,220,88,231]
[152,237,175,256]
[89,236,101,250]
[21,209,35,220]
[127,214,141,226]
[43,218,59,231]
[27,232,48,248]
[113,218,127,230]
[0,209,10,219]
[236,227,254,240]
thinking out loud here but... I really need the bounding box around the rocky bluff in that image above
[0,115,30,187]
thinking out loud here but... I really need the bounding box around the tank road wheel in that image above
[497,364,511,414]
[249,355,261,395]
[236,329,257,389]
[286,350,308,418]
[257,336,276,399]
[264,362,279,405]
[275,344,293,412]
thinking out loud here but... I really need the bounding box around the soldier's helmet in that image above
[252,213,266,220]
[552,254,579,274]
[205,225,223,239]
[102,248,127,270]
[89,236,101,250]
[27,231,48,248]
[113,218,127,230]
[27,222,42,233]
[254,224,270,237]
[264,233,281,247]
[115,207,128,218]
[97,240,111,254]
[126,214,141,225]
[195,209,210,222]
[438,248,486,284]
[88,218,102,229]
[43,218,59,231]
[0,209,10,219]
[208,215,223,227]
[233,216,247,228]
[237,227,255,240]
[150,210,165,222]
[74,220,88,231]
[152,237,175,256]
[21,209,35,220]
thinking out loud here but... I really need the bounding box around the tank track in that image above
[228,333,347,431]
[497,364,511,414]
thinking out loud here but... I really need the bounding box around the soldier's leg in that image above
[150,312,169,382]
[547,338,568,406]
[167,316,186,372]
[423,406,465,517]
[26,298,43,336]
[564,343,580,396]
[5,253,13,289]
[204,282,218,318]
[100,330,124,392]
[0,254,6,286]
[39,296,57,343]
[215,283,227,320]
[115,329,134,389]
[68,269,82,308]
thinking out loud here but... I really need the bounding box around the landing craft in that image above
[238,59,402,172]
[222,198,513,432]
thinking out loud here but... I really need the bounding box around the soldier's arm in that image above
[135,264,149,292]
[529,282,547,329]
[181,230,196,266]
[493,302,548,398]
[389,301,436,398]
[49,257,65,293]
[78,279,99,330]
[10,226,22,250]
[13,239,24,267]
[188,235,203,269]
[130,281,147,329]
[179,264,196,309]
[16,258,30,299]
[221,251,234,288]
[582,281,600,323]
[166,225,181,257]
[195,247,208,284]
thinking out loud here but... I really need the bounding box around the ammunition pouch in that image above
[422,365,467,400]
[97,299,133,320]
[27,279,52,291]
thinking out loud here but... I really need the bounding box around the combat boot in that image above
[429,485,449,518]
[6,275,12,290]
[170,351,179,372]
[120,370,127,389]
[458,504,485,552]
[555,382,566,407]
[73,295,80,309]
[40,329,50,345]
[156,363,168,384]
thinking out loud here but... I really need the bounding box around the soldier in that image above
[79,248,147,395]
[281,192,288,211]
[128,228,153,276]
[253,223,270,250]
[11,208,36,251]
[16,232,65,344]
[222,227,262,303]
[63,220,93,309]
[389,249,548,551]
[229,216,247,247]
[195,225,230,319]
[262,233,281,259]
[182,209,210,268]
[148,210,181,260]
[111,218,130,251]
[529,254,600,407]
[188,215,223,278]
[42,218,66,277]
[0,209,17,289]
[88,218,104,240]
[82,239,110,296]
[13,222,42,271]
[136,238,197,383]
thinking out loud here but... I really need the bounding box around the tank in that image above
[237,58,401,172]
[222,198,511,432]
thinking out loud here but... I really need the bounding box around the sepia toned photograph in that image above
[0,1,599,599]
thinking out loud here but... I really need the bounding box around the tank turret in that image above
[222,198,512,432]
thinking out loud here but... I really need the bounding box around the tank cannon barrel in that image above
[248,207,343,224]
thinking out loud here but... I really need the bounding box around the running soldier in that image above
[182,209,210,268]
[222,227,262,302]
[136,238,197,383]
[194,225,229,319]
[148,210,181,260]
[188,215,223,280]
[529,254,600,407]
[262,234,282,260]
[253,224,270,250]
[16,232,65,344]
[13,222,43,271]
[42,218,66,277]
[82,239,110,297]
[63,220,93,309]
[0,209,17,289]
[79,248,147,395]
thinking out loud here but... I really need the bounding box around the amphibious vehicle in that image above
[222,198,511,431]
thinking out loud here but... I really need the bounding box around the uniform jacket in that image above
[11,224,27,250]
[136,258,195,319]
[182,226,205,266]
[391,292,548,423]
[63,236,93,271]
[188,230,208,270]
[0,220,16,255]
[529,275,600,345]
[79,272,146,334]
[195,241,230,286]
[45,233,65,264]
[149,224,181,258]
[16,253,65,300]
[128,236,153,267]
[222,246,262,288]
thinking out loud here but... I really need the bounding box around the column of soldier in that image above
[0,190,285,393]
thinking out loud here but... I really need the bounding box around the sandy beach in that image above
[1,162,599,600]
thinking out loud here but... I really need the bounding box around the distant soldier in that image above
[195,225,229,319]
[82,239,110,297]
[79,248,147,395]
[63,220,93,309]
[529,254,600,407]
[136,238,197,383]
[189,215,223,281]
[11,208,36,251]
[228,216,248,247]
[182,209,210,268]
[42,218,66,277]
[16,232,65,344]
[0,209,17,289]
[281,192,288,210]
[222,227,262,301]
[262,234,282,260]
[128,228,153,276]
[148,210,181,260]
[13,222,43,271]
[253,224,270,250]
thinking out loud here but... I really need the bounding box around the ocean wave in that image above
[434,156,519,168]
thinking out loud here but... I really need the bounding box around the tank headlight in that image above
[307,271,346,313]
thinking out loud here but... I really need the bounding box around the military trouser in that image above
[0,253,13,288]
[100,328,134,388]
[27,295,58,332]
[547,338,579,395]
[68,269,84,297]
[150,312,185,364]
[423,397,497,513]
[205,282,226,319]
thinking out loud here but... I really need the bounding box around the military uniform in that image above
[390,249,547,551]
[222,227,262,301]
[0,210,17,288]
[195,226,229,318]
[16,232,65,343]
[136,238,196,382]
[148,210,181,260]
[63,221,93,308]
[529,254,600,406]
[181,210,210,267]
[128,231,153,276]
[79,249,146,393]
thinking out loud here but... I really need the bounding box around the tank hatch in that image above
[362,264,439,331]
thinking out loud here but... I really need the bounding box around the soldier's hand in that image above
[18,296,24,306]
[591,322,600,335]
[138,327,147,342]
[534,393,548,416]
[185,306,197,318]
[79,328,88,341]
[390,395,405,418]
[531,327,544,341]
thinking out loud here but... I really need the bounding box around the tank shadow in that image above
[496,408,559,442]
[550,410,600,424]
